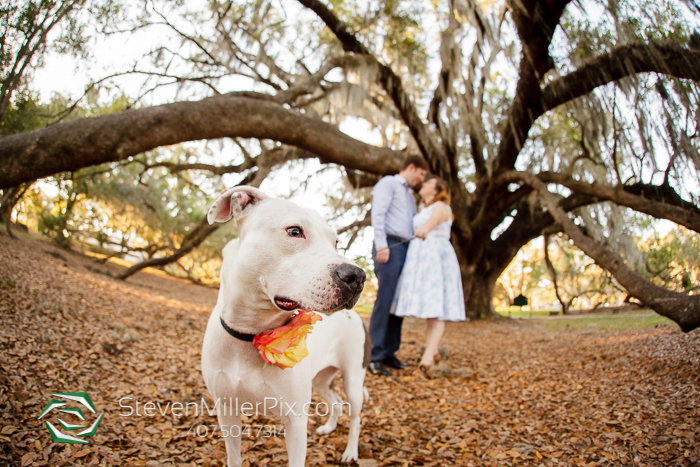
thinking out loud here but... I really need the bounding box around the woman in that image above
[391,176,466,374]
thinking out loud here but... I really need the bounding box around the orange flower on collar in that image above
[252,310,323,369]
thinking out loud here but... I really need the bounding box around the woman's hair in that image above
[424,176,451,207]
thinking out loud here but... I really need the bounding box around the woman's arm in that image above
[415,202,451,239]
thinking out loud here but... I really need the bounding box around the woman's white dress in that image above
[391,202,466,321]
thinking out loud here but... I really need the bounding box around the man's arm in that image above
[371,177,394,252]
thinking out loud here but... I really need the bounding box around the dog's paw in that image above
[315,421,337,436]
[340,448,359,463]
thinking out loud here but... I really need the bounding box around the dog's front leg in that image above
[282,411,309,467]
[218,411,242,467]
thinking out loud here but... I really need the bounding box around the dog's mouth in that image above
[274,296,299,311]
[324,295,363,314]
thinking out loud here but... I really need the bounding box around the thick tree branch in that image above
[345,169,381,189]
[508,0,572,79]
[0,95,403,189]
[494,41,700,178]
[484,192,597,277]
[534,172,700,233]
[296,0,448,176]
[541,43,700,112]
[496,43,700,174]
[516,171,700,332]
[490,0,572,176]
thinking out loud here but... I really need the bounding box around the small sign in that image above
[513,294,528,307]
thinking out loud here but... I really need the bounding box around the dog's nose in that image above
[335,264,366,289]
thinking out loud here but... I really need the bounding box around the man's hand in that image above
[376,248,390,264]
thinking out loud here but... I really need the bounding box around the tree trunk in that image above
[462,267,499,320]
[544,233,568,314]
[1,184,32,238]
[0,187,21,223]
[454,236,501,320]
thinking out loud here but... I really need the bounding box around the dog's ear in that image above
[207,186,267,224]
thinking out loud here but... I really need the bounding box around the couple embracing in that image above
[368,155,466,377]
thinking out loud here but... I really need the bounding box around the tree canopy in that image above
[1,0,700,329]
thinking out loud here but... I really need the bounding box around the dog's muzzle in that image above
[332,263,366,309]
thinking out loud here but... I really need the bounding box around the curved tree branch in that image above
[508,0,572,79]
[0,94,403,189]
[535,171,700,233]
[295,0,448,175]
[134,159,256,176]
[515,170,700,332]
[116,215,220,281]
[492,0,572,175]
[541,43,700,112]
[116,170,265,281]
[484,192,597,278]
[493,42,700,177]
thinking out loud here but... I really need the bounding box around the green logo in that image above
[37,392,104,444]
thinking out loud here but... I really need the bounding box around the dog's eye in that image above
[335,240,339,250]
[286,226,304,238]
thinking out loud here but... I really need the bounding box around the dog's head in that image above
[208,186,366,313]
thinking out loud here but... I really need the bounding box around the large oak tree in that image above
[1,0,699,329]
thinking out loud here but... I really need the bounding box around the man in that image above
[368,155,429,376]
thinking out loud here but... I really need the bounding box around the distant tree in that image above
[28,144,277,282]
[1,0,120,122]
[642,227,700,293]
[543,233,621,313]
[0,0,121,232]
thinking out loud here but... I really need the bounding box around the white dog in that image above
[201,186,369,467]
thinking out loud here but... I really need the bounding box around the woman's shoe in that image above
[417,364,431,378]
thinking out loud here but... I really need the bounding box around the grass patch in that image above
[354,303,373,315]
[496,309,557,318]
[540,314,676,331]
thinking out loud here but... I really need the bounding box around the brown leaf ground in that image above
[0,233,698,467]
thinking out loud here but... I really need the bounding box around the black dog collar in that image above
[220,313,298,342]
[220,317,256,342]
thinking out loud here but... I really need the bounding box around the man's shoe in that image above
[368,361,391,376]
[383,355,408,370]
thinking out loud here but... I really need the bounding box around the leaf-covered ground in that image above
[1,233,698,466]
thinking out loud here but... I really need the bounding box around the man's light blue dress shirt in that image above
[372,174,417,250]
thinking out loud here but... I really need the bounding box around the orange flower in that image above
[253,310,323,369]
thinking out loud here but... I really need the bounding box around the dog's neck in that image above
[218,266,293,336]
[219,296,292,336]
